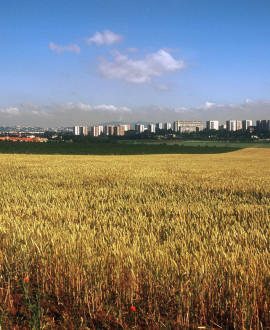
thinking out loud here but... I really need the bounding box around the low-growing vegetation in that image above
[0,140,242,155]
[0,149,269,328]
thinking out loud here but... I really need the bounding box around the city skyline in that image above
[1,0,270,126]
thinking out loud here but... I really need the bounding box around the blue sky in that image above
[1,0,270,126]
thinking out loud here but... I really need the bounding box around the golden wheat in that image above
[0,148,269,328]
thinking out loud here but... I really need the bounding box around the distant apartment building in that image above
[91,126,103,137]
[236,120,243,131]
[90,126,99,137]
[73,126,88,136]
[114,125,126,136]
[135,124,145,133]
[257,120,270,131]
[80,126,88,136]
[226,120,237,131]
[156,123,163,130]
[206,120,219,130]
[104,125,114,136]
[164,123,172,130]
[173,121,203,133]
[256,120,266,130]
[73,126,80,135]
[124,124,130,131]
[226,120,242,131]
[148,124,156,133]
[242,120,253,130]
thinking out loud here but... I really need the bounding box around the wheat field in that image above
[0,149,269,328]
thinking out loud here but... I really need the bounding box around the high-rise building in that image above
[73,126,80,135]
[105,125,114,136]
[80,126,88,136]
[148,124,156,133]
[156,123,163,130]
[226,120,237,131]
[257,120,269,130]
[73,126,88,135]
[236,121,243,130]
[99,126,104,135]
[164,123,172,130]
[174,121,203,133]
[135,124,145,133]
[91,126,103,137]
[206,121,219,130]
[242,120,253,130]
[114,125,126,136]
[90,126,99,137]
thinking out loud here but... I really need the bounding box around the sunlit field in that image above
[0,149,269,328]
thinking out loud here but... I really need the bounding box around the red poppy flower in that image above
[130,306,136,311]
[24,277,29,282]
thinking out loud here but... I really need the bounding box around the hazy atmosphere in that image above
[1,0,270,126]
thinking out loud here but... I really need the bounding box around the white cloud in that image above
[31,110,50,117]
[51,102,131,113]
[2,99,270,127]
[198,101,231,110]
[0,102,131,117]
[49,42,81,54]
[174,107,188,113]
[98,49,186,84]
[202,101,217,109]
[92,104,117,111]
[0,102,134,126]
[0,107,20,115]
[92,105,131,112]
[85,30,122,46]
[57,103,93,112]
